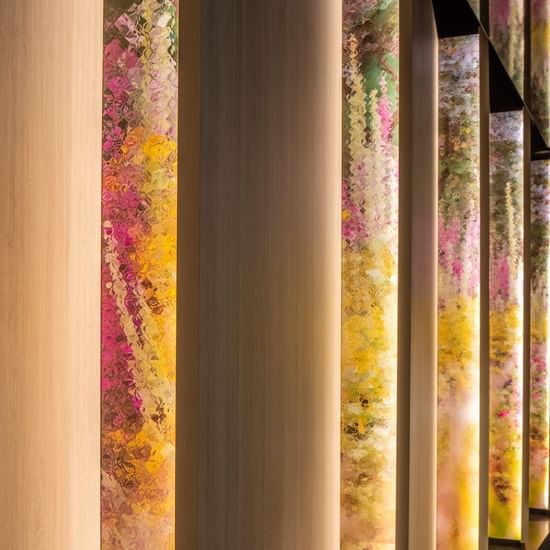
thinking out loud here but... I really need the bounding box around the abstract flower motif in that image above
[101,1,178,549]
[490,0,525,95]
[530,160,550,510]
[532,0,550,146]
[488,111,524,541]
[437,35,481,550]
[342,1,399,548]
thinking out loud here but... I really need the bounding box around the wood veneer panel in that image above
[407,1,438,549]
[0,1,102,548]
[177,0,200,547]
[523,106,533,543]
[398,0,413,547]
[480,30,491,550]
[183,1,341,548]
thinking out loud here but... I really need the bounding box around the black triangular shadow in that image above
[489,42,523,113]
[532,123,550,159]
[432,0,479,38]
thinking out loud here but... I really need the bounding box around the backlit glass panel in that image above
[342,0,399,547]
[437,34,481,550]
[101,1,178,547]
[490,0,525,95]
[488,110,524,540]
[532,0,550,145]
[530,159,550,510]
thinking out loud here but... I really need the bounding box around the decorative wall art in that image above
[532,0,550,146]
[437,34,481,550]
[530,159,550,511]
[341,0,399,547]
[101,0,178,548]
[490,0,525,95]
[488,110,524,540]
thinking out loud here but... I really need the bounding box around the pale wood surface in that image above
[0,1,102,548]
[177,1,341,548]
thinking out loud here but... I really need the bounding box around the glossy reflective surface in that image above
[342,0,399,547]
[437,34,481,550]
[101,1,178,547]
[488,110,524,541]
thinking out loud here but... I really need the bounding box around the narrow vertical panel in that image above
[101,1,178,547]
[487,110,524,541]
[489,0,525,95]
[521,108,532,541]
[0,1,102,547]
[198,0,341,547]
[177,0,200,547]
[342,0,399,547]
[406,1,439,548]
[530,159,550,510]
[479,32,491,550]
[398,0,413,546]
[532,0,550,145]
[437,34,481,550]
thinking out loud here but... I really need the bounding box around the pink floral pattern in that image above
[102,1,178,548]
[488,111,524,540]
[342,0,399,547]
[437,35,481,550]
[530,160,550,510]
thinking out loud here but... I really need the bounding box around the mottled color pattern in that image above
[101,1,178,548]
[490,0,525,95]
[530,160,550,510]
[532,0,550,145]
[437,35,480,550]
[342,0,399,547]
[488,111,524,540]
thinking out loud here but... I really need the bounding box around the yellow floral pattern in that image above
[342,0,399,547]
[488,111,524,540]
[437,35,480,550]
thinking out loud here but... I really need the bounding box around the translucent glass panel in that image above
[101,1,178,547]
[530,159,550,510]
[532,0,550,145]
[488,111,524,540]
[342,0,399,547]
[437,35,481,550]
[490,0,525,95]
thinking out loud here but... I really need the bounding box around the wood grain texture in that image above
[0,1,102,548]
[177,1,341,548]
[397,0,413,547]
[407,1,438,548]
[522,107,532,543]
[480,31,490,550]
[177,0,200,547]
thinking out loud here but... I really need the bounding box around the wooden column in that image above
[177,0,201,548]
[405,1,439,549]
[398,0,413,547]
[0,1,102,549]
[480,30,490,550]
[522,106,533,544]
[178,0,341,548]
